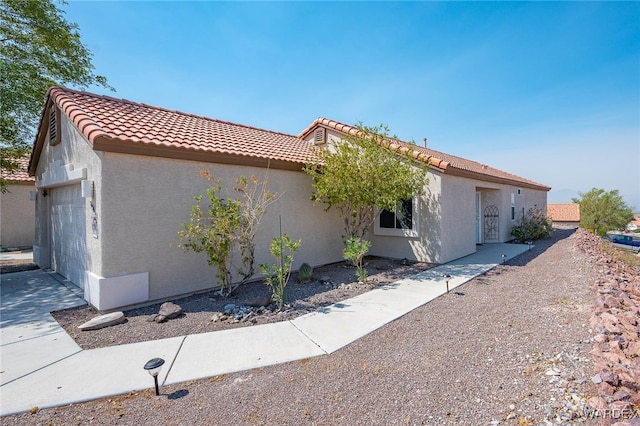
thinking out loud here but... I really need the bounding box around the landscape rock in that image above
[246,296,271,307]
[78,312,126,331]
[576,229,640,416]
[155,302,182,323]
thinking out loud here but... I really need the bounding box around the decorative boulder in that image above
[79,312,126,331]
[155,302,182,323]
[246,296,272,308]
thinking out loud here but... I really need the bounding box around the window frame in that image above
[374,198,419,238]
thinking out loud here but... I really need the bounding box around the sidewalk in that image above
[0,243,530,416]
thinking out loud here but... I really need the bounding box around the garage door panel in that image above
[50,185,86,289]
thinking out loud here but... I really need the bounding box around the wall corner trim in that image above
[85,271,149,311]
[37,160,87,189]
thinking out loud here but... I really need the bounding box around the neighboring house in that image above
[1,156,35,250]
[627,219,640,231]
[29,87,550,310]
[546,203,581,229]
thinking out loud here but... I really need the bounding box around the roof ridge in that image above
[50,86,300,139]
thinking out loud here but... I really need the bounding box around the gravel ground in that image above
[3,229,607,425]
[51,257,436,350]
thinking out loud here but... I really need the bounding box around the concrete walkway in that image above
[0,243,530,416]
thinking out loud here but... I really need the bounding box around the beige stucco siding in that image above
[0,183,35,249]
[368,169,444,263]
[439,174,478,263]
[99,153,344,301]
[477,182,548,244]
[33,113,103,277]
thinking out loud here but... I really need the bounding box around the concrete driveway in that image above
[0,270,86,386]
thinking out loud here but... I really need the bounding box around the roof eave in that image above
[93,136,306,172]
[446,167,551,191]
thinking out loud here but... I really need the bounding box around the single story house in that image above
[1,156,36,250]
[29,87,550,310]
[547,203,581,229]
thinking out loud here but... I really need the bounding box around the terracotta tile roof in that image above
[547,203,581,222]
[299,118,551,191]
[42,86,311,168]
[1,156,35,183]
[31,87,550,191]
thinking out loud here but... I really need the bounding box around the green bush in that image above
[260,234,301,311]
[511,207,553,242]
[297,262,313,283]
[343,237,371,282]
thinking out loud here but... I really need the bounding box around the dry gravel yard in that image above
[5,228,638,425]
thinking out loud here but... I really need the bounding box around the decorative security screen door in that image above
[483,205,499,241]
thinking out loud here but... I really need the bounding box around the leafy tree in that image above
[0,0,111,191]
[572,188,634,236]
[304,123,429,242]
[177,171,281,295]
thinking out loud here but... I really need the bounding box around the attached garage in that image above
[50,185,87,290]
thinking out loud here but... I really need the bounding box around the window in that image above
[375,199,418,237]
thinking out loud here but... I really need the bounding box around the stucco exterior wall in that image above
[477,183,548,244]
[439,174,478,263]
[99,153,345,302]
[368,169,444,263]
[369,169,549,265]
[33,113,104,282]
[0,183,35,249]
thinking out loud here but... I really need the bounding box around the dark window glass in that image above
[380,199,413,230]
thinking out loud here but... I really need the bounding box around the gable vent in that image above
[49,105,61,146]
[314,127,326,145]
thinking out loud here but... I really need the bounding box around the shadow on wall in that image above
[410,190,441,263]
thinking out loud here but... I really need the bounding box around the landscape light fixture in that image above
[527,241,533,251]
[143,357,165,396]
[443,274,451,293]
[501,254,507,264]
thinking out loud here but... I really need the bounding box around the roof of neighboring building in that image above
[1,156,35,183]
[547,203,581,222]
[299,118,551,191]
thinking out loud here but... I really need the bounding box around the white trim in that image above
[33,245,50,268]
[374,199,419,238]
[86,271,149,311]
[37,160,87,189]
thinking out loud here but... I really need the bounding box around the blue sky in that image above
[64,1,639,210]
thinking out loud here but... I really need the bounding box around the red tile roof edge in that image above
[48,87,301,144]
[299,117,451,170]
[300,117,551,191]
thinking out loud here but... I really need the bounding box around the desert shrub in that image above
[343,237,371,282]
[297,262,313,283]
[511,207,553,242]
[260,234,301,311]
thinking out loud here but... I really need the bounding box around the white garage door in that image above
[50,185,86,289]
